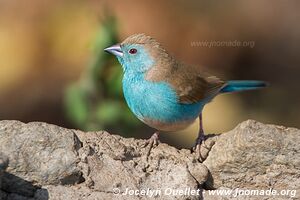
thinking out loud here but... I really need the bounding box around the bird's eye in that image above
[129,48,137,54]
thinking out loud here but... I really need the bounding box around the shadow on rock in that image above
[0,172,49,200]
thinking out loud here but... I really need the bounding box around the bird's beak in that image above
[104,44,123,57]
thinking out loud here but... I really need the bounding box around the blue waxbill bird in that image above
[104,34,267,161]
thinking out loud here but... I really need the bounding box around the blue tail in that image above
[220,80,268,93]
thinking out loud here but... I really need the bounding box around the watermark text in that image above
[112,187,297,198]
[191,40,255,48]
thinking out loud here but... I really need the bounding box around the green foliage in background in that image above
[64,16,141,132]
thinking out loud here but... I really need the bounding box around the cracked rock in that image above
[0,120,299,200]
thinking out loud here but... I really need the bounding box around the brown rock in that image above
[204,120,299,199]
[0,120,299,200]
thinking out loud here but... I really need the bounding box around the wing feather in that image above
[146,61,225,104]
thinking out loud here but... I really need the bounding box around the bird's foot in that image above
[191,134,210,162]
[143,132,160,160]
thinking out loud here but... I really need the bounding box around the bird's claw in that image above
[191,134,210,162]
[143,132,160,160]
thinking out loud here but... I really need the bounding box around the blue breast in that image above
[122,73,204,124]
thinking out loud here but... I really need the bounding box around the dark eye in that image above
[129,48,137,54]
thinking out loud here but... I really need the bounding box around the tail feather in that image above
[220,80,268,93]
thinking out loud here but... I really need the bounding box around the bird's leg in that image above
[143,131,160,160]
[191,113,207,162]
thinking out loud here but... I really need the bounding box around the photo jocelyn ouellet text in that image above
[113,187,297,198]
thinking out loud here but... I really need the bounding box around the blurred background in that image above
[0,0,299,148]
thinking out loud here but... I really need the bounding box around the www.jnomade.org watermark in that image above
[113,187,297,198]
[191,40,255,48]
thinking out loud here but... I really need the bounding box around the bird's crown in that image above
[122,33,160,46]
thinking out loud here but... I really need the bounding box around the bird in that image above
[104,33,267,161]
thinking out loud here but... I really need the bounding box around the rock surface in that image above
[0,120,299,200]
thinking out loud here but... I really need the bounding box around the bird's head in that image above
[104,34,172,75]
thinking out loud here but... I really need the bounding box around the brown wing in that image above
[145,60,225,104]
[175,74,225,104]
[164,62,225,104]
